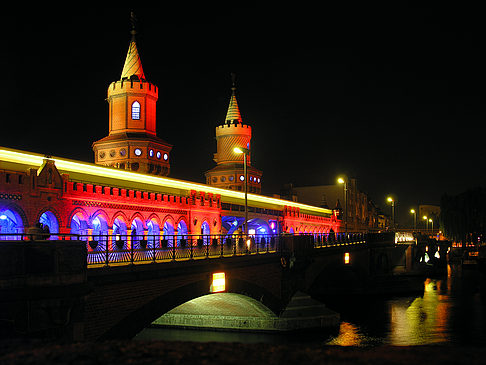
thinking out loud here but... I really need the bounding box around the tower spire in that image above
[225,72,243,124]
[121,12,145,80]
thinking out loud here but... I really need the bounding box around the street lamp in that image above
[337,177,347,233]
[387,197,395,228]
[429,218,433,231]
[410,209,416,230]
[233,146,249,237]
[423,215,428,230]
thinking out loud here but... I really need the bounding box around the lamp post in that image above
[337,177,347,234]
[387,197,395,228]
[410,209,416,230]
[233,147,249,237]
[423,215,428,230]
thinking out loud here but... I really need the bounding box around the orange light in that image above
[344,252,350,264]
[211,272,226,293]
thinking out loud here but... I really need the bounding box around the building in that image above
[205,75,263,194]
[0,16,341,243]
[292,179,382,232]
[92,20,172,176]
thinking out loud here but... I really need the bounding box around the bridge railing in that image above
[0,231,369,267]
[80,233,281,266]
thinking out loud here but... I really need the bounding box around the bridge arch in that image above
[98,276,284,340]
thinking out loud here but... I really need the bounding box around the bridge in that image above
[0,231,427,341]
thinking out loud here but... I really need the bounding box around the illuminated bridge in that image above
[0,19,425,341]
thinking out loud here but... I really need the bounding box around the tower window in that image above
[131,101,141,120]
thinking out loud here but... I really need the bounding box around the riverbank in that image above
[1,340,485,364]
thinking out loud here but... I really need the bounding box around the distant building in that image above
[419,204,440,228]
[290,179,384,232]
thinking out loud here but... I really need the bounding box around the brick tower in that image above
[205,75,262,193]
[92,13,172,176]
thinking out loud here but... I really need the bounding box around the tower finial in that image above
[121,11,145,80]
[130,11,137,40]
[225,73,242,124]
[231,72,237,91]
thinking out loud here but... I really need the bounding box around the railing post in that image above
[152,235,156,263]
[220,235,224,257]
[105,234,109,267]
[130,234,134,265]
[190,237,193,259]
[172,237,176,261]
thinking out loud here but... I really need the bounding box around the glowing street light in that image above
[337,177,347,233]
[410,209,416,230]
[423,215,428,230]
[233,146,249,237]
[387,196,395,228]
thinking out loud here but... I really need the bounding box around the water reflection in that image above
[326,264,486,346]
[136,265,486,346]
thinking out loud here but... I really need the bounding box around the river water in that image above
[135,264,486,346]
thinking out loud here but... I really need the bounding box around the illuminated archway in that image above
[163,220,175,247]
[146,219,160,248]
[39,211,59,240]
[131,217,145,248]
[177,220,188,246]
[0,208,24,240]
[70,212,89,240]
[201,221,210,245]
[92,214,109,249]
[112,217,127,249]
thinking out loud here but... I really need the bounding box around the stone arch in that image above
[67,207,89,229]
[110,211,129,228]
[68,207,90,239]
[97,277,284,341]
[130,212,147,230]
[36,206,62,231]
[146,213,161,228]
[90,209,110,228]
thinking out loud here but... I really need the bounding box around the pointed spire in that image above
[225,72,243,124]
[121,12,145,80]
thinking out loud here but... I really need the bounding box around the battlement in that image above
[108,79,158,98]
[216,122,252,137]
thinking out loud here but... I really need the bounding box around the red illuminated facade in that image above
[0,18,341,244]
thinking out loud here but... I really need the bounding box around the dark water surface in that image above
[135,264,486,346]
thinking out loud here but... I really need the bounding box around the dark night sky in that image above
[2,5,485,226]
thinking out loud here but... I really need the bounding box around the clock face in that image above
[119,148,127,156]
[163,153,168,161]
[149,149,154,157]
[134,148,142,156]
[156,151,161,159]
[239,175,245,181]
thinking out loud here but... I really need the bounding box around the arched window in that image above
[131,101,141,120]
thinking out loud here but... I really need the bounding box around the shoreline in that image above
[1,339,485,364]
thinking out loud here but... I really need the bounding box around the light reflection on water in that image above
[136,265,486,346]
[326,264,486,346]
